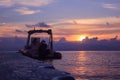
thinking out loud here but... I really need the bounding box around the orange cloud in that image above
[0,16,120,41]
[0,24,27,37]
[51,17,120,41]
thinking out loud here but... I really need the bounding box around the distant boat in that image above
[19,29,62,60]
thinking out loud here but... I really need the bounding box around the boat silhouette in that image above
[19,29,62,60]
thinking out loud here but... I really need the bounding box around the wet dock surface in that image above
[0,51,74,80]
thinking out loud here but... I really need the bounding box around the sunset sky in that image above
[0,0,120,41]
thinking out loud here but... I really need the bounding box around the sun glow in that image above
[78,36,86,41]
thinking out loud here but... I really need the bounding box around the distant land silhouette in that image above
[0,36,120,51]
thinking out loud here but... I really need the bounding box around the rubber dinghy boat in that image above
[19,29,62,60]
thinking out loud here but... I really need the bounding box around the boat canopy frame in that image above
[26,29,53,53]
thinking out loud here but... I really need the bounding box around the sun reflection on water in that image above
[53,51,120,80]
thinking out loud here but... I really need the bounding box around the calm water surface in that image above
[53,51,120,80]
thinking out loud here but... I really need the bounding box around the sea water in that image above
[0,51,120,80]
[53,51,120,80]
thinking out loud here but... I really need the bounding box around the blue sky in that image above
[0,0,120,41]
[0,0,119,22]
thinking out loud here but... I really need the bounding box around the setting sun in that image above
[78,36,86,41]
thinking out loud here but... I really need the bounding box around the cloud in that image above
[36,22,50,27]
[0,0,13,7]
[50,16,120,40]
[51,17,120,27]
[0,0,55,7]
[87,29,120,35]
[0,22,6,26]
[15,29,27,33]
[52,21,76,26]
[54,36,120,51]
[14,7,40,15]
[102,3,119,10]
[26,22,50,28]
